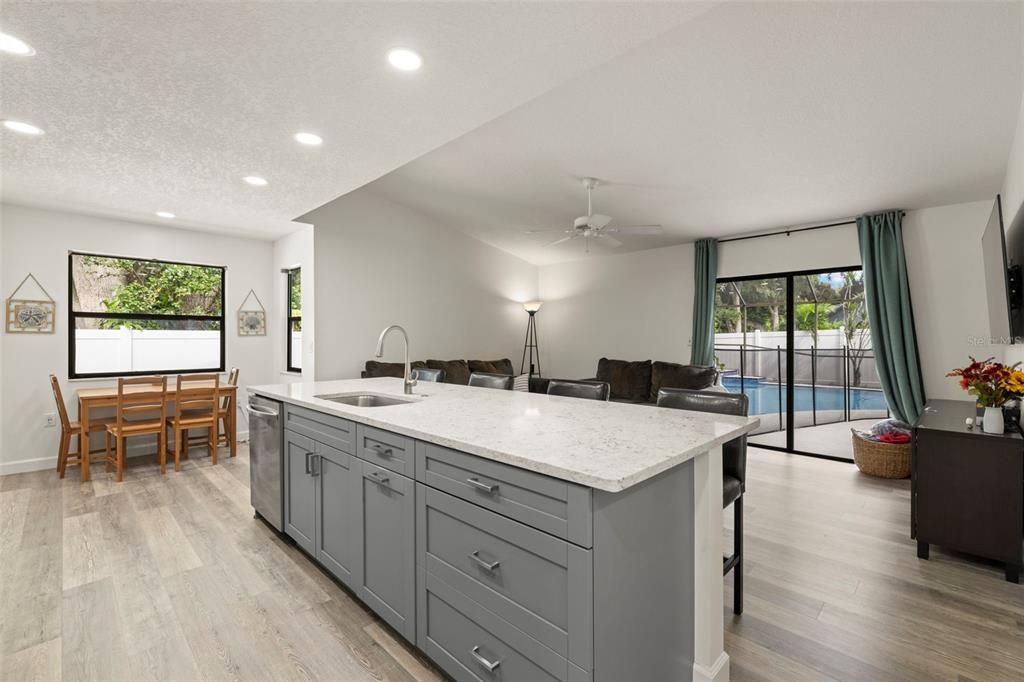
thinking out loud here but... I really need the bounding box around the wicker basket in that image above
[851,430,911,479]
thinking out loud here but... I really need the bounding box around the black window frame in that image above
[68,251,226,380]
[286,267,301,373]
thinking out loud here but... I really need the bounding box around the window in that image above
[287,267,302,372]
[68,252,225,379]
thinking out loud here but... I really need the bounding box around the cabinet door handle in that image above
[466,477,498,494]
[367,470,391,487]
[305,451,314,475]
[370,444,393,457]
[311,454,321,477]
[468,551,500,572]
[470,646,501,672]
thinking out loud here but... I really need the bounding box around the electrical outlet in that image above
[44,412,57,428]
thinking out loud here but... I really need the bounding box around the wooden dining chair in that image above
[104,376,167,482]
[218,367,239,454]
[50,374,114,479]
[167,373,220,472]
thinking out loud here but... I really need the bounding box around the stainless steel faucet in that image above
[375,325,417,394]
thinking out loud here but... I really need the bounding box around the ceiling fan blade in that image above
[596,234,623,248]
[526,228,570,234]
[606,224,663,235]
[546,235,576,247]
[588,214,613,229]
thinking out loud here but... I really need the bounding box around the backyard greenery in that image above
[79,255,222,329]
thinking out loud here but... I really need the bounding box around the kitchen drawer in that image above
[417,485,592,668]
[418,571,573,682]
[284,404,355,454]
[416,442,592,547]
[357,424,415,477]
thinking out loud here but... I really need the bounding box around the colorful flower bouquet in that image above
[945,357,1024,407]
[947,357,1024,433]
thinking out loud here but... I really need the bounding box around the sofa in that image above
[362,358,515,386]
[532,357,719,404]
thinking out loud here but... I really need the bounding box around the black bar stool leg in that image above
[734,495,743,615]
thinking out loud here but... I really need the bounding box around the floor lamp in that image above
[520,301,542,378]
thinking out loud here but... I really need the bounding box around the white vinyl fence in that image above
[76,328,220,374]
[714,329,881,388]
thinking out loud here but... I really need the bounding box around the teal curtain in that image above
[857,211,925,424]
[690,238,718,367]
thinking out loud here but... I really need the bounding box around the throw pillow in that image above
[364,360,425,378]
[468,358,515,376]
[649,361,718,402]
[595,358,652,402]
[425,359,471,385]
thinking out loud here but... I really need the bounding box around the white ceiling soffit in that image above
[0,2,711,239]
[366,1,1024,266]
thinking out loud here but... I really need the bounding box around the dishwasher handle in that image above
[248,403,279,417]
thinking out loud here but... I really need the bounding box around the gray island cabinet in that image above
[254,377,759,682]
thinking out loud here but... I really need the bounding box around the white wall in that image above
[718,223,861,278]
[0,203,277,474]
[301,190,538,381]
[272,225,315,382]
[902,200,998,401]
[537,243,694,379]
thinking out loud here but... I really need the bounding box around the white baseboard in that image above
[0,430,249,476]
[693,652,730,682]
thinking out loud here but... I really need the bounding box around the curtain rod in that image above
[718,211,905,245]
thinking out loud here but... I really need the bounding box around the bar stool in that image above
[656,387,749,614]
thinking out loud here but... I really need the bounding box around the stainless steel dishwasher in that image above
[248,394,284,531]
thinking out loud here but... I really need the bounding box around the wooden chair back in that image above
[221,367,239,410]
[115,375,168,430]
[49,374,72,432]
[175,373,220,421]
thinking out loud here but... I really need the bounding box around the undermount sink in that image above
[315,392,416,407]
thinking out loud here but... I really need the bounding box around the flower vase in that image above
[983,406,1005,434]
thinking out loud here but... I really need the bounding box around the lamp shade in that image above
[523,301,543,313]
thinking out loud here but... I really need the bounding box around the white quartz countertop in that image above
[248,377,760,493]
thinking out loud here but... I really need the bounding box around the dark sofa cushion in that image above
[468,358,514,376]
[425,359,471,385]
[363,360,425,378]
[649,361,718,402]
[595,358,652,402]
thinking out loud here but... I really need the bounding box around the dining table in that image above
[75,381,237,481]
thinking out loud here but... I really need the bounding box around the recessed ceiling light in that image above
[2,119,44,135]
[243,175,268,186]
[388,48,422,72]
[155,211,176,219]
[294,132,323,146]
[0,32,36,56]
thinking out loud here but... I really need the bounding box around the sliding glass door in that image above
[713,267,889,461]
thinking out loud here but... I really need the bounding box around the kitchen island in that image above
[248,377,759,682]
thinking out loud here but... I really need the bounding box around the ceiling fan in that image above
[528,177,663,251]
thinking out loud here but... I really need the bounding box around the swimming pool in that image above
[721,376,889,416]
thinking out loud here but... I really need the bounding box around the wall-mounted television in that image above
[982,194,1021,344]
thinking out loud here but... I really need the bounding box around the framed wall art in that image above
[237,289,266,336]
[5,273,56,333]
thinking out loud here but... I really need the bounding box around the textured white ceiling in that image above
[366,2,1024,265]
[0,1,709,238]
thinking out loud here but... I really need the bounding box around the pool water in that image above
[722,376,889,416]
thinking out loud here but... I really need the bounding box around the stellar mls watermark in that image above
[968,336,1024,345]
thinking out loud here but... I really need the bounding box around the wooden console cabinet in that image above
[912,399,1023,583]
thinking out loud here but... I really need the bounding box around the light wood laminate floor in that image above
[1,444,1021,681]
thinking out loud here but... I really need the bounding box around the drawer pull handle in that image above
[368,471,391,486]
[468,551,501,572]
[470,646,501,672]
[370,444,394,457]
[466,477,498,494]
